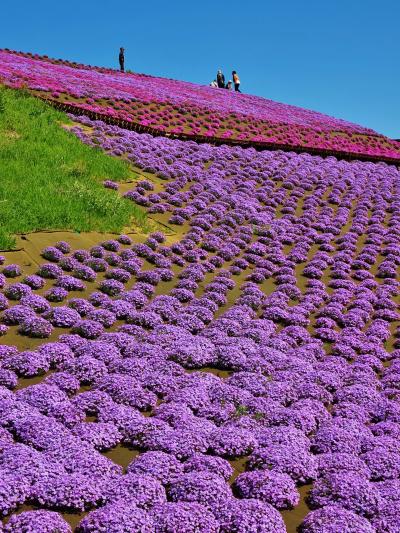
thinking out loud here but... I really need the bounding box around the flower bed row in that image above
[0,121,399,531]
[1,49,400,162]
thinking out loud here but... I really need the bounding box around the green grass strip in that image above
[0,87,147,249]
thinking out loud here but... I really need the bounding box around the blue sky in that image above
[3,0,399,137]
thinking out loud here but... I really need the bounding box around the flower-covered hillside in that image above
[0,117,399,531]
[1,49,400,161]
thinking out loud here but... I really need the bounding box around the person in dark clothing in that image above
[232,71,241,92]
[216,69,225,88]
[225,80,232,90]
[119,48,125,72]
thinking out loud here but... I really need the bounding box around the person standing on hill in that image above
[232,71,241,92]
[217,70,225,88]
[119,47,125,72]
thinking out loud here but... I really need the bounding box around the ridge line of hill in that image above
[0,48,379,135]
[2,48,400,164]
[41,97,400,166]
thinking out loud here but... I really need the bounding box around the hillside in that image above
[0,49,398,533]
[1,49,400,162]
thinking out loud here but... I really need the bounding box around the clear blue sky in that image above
[3,0,399,137]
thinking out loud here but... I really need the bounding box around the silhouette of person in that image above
[217,70,225,88]
[119,47,125,72]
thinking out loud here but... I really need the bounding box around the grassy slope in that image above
[0,87,146,249]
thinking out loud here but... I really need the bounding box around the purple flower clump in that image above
[168,472,232,513]
[127,451,184,485]
[23,274,45,289]
[99,279,125,296]
[103,180,119,190]
[41,246,63,262]
[71,319,104,339]
[218,498,286,532]
[105,472,166,509]
[151,502,219,533]
[4,510,72,532]
[77,500,154,532]
[301,505,376,533]
[47,306,81,327]
[234,469,300,509]
[2,264,22,278]
[309,472,382,517]
[18,316,53,338]
[37,263,63,279]
[44,287,69,302]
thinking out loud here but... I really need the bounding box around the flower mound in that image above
[77,500,154,532]
[0,471,29,516]
[309,472,382,517]
[32,472,104,511]
[105,473,166,509]
[127,451,183,485]
[300,505,376,533]
[234,470,300,510]
[168,472,231,513]
[151,502,220,533]
[18,316,53,338]
[219,498,286,532]
[4,510,72,532]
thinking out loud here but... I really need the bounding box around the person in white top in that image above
[210,80,218,88]
[232,71,241,92]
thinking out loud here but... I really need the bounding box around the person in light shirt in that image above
[232,70,241,92]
